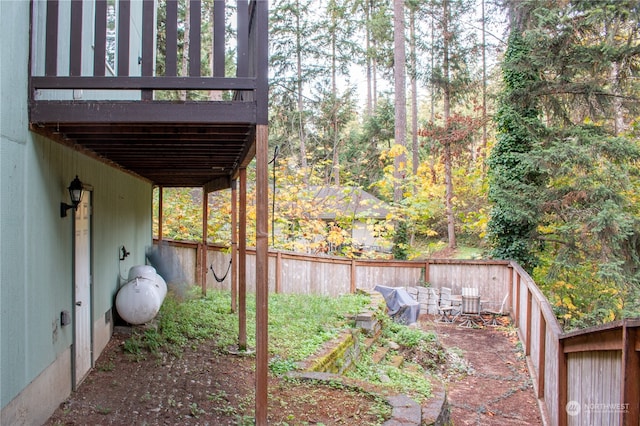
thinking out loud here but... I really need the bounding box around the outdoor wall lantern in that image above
[60,175,84,218]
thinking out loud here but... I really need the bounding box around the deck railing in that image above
[30,0,267,118]
[151,239,640,426]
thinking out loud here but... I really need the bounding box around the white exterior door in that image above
[74,195,92,388]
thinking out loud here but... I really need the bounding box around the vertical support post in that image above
[424,260,430,283]
[157,186,163,241]
[231,180,238,312]
[201,188,208,296]
[254,0,269,125]
[238,169,247,350]
[252,2,269,422]
[255,124,269,425]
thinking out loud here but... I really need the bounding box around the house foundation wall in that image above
[0,347,72,426]
[93,309,115,365]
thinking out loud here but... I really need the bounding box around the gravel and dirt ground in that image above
[45,332,389,425]
[422,318,543,425]
[46,316,543,425]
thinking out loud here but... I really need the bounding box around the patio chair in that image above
[458,295,482,328]
[482,293,509,326]
[432,287,456,323]
[462,287,478,297]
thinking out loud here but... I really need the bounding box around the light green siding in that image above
[2,132,153,412]
[1,0,32,410]
[1,0,153,415]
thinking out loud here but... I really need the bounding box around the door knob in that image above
[75,301,82,306]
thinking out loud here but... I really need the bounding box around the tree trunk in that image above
[410,7,418,180]
[295,0,308,180]
[611,62,625,135]
[393,0,407,204]
[481,0,487,159]
[442,0,456,249]
[428,15,437,184]
[331,17,340,186]
[365,0,373,115]
[371,0,378,108]
[408,6,418,245]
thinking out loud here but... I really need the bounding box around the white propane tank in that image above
[128,264,167,300]
[115,277,162,325]
[116,265,167,325]
[155,273,168,300]
[128,265,157,281]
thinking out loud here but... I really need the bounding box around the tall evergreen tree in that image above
[270,0,323,177]
[488,0,640,327]
[428,0,479,249]
[486,30,543,271]
[314,0,361,185]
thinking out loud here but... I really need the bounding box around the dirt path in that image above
[422,318,543,426]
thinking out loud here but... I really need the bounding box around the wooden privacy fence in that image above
[151,239,639,426]
[152,240,511,302]
[509,262,639,426]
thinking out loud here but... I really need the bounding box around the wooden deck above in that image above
[29,0,268,189]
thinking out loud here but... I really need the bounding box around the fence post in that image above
[525,290,532,356]
[350,259,356,293]
[275,251,282,294]
[558,339,568,426]
[515,273,521,324]
[196,243,203,290]
[201,242,208,296]
[621,321,640,426]
[507,264,514,315]
[537,310,546,398]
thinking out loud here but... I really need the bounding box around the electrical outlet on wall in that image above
[60,310,71,326]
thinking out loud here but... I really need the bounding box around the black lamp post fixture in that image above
[60,175,84,218]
